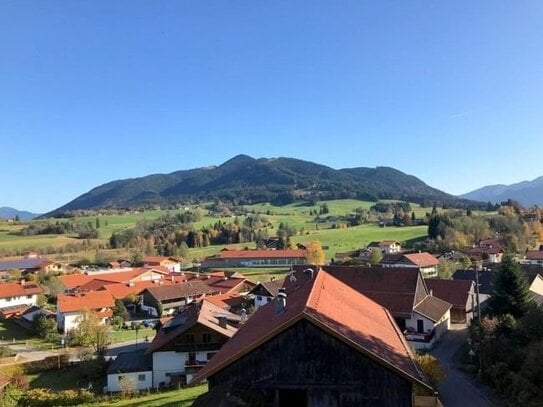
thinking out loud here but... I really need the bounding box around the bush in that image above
[18,389,94,407]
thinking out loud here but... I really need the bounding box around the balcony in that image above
[403,329,435,343]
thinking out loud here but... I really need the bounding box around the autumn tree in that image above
[306,240,325,265]
[415,353,446,388]
[368,249,383,266]
[73,309,111,354]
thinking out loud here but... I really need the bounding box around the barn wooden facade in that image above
[193,269,432,407]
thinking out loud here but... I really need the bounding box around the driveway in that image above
[429,325,501,407]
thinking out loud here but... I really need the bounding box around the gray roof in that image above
[0,258,49,272]
[107,349,152,374]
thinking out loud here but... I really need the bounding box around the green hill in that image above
[45,155,479,217]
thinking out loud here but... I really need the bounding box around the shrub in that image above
[18,389,94,407]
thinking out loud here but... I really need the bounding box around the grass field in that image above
[0,199,433,262]
[81,385,208,407]
[110,328,155,344]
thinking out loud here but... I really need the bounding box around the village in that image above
[0,229,541,405]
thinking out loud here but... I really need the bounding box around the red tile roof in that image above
[320,265,426,318]
[413,296,452,322]
[0,281,43,299]
[403,253,439,267]
[147,300,238,353]
[526,250,543,260]
[215,249,306,259]
[57,291,115,313]
[205,292,245,310]
[60,267,169,290]
[425,279,475,308]
[194,269,431,391]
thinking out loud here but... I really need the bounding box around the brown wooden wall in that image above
[209,319,413,407]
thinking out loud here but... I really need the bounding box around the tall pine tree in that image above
[487,254,531,319]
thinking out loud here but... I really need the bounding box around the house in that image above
[17,305,55,328]
[0,281,43,318]
[192,269,433,406]
[314,265,451,349]
[368,240,402,254]
[425,279,475,324]
[528,274,543,306]
[56,291,115,333]
[143,256,181,273]
[249,279,284,308]
[141,280,214,316]
[381,252,439,278]
[0,257,64,276]
[106,349,153,392]
[202,249,307,268]
[524,250,543,266]
[464,246,504,264]
[147,300,239,387]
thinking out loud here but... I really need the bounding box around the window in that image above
[202,332,211,343]
[257,296,262,301]
[267,297,271,302]
[117,375,125,383]
[138,374,146,382]
[6,297,12,302]
[206,352,215,360]
[185,333,194,343]
[26,295,33,299]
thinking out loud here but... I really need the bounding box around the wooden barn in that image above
[193,269,433,406]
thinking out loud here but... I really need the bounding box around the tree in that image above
[113,299,130,321]
[32,315,59,342]
[368,249,383,266]
[306,240,325,265]
[437,259,455,279]
[487,254,531,319]
[73,309,111,354]
[415,353,446,388]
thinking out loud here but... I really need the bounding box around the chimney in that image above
[240,308,247,323]
[304,268,314,279]
[171,276,175,283]
[218,315,227,329]
[275,288,287,314]
[20,279,25,286]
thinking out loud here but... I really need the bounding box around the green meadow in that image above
[0,199,431,262]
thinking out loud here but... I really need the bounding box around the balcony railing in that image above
[403,329,435,343]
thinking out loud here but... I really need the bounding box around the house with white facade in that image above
[146,299,239,387]
[367,240,402,254]
[249,279,284,308]
[0,281,43,318]
[381,252,439,278]
[56,291,115,333]
[143,256,181,273]
[106,349,153,392]
[524,250,543,266]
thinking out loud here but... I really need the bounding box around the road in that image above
[430,325,500,407]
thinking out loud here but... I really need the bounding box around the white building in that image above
[56,291,115,333]
[0,281,43,318]
[146,300,239,387]
[106,349,153,392]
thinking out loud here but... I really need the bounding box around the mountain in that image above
[0,207,41,221]
[45,155,477,217]
[461,176,543,207]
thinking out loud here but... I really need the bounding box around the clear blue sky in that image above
[1,1,543,213]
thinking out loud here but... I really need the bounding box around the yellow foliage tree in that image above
[306,240,325,265]
[415,353,446,389]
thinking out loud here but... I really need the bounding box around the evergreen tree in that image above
[487,254,531,319]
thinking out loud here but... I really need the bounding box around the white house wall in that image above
[106,370,153,392]
[152,350,214,387]
[0,293,37,309]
